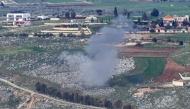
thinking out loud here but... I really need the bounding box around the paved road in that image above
[0,78,105,109]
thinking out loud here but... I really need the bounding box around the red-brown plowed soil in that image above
[118,53,170,57]
[117,47,190,83]
[117,47,180,57]
[154,58,190,83]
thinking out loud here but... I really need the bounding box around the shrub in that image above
[149,29,155,33]
[67,33,76,37]
[59,33,65,37]
[179,41,183,45]
[167,37,171,42]
[152,37,157,42]
[4,32,14,37]
[19,33,29,37]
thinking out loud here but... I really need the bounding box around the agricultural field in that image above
[0,31,190,108]
[130,58,166,81]
[1,1,190,107]
[10,0,190,16]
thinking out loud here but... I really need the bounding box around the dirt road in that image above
[0,78,105,109]
[28,93,35,109]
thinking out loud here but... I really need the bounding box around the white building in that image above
[7,11,31,26]
[85,15,97,23]
[173,15,189,22]
[172,79,184,86]
[37,15,49,20]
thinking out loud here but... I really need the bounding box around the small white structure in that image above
[71,19,77,23]
[85,15,97,22]
[50,18,60,20]
[172,79,184,86]
[7,11,31,26]
[37,15,50,20]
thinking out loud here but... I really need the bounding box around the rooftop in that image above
[163,14,174,21]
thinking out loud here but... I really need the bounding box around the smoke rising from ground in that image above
[80,27,125,87]
[60,16,134,87]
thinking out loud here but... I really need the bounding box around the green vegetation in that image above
[14,0,75,3]
[131,58,166,80]
[109,58,166,86]
[0,11,10,16]
[172,33,190,42]
[0,26,6,30]
[143,44,184,48]
[170,47,190,66]
[0,46,47,55]
[8,95,20,108]
[12,0,190,16]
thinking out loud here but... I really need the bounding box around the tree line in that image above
[0,32,29,37]
[35,82,135,109]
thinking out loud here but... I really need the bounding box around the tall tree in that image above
[71,11,76,19]
[83,95,91,105]
[123,9,128,16]
[142,12,147,20]
[41,84,47,93]
[35,82,41,92]
[102,99,113,108]
[1,2,4,7]
[150,8,159,17]
[96,9,103,16]
[179,41,183,45]
[183,18,189,26]
[138,18,141,24]
[65,12,70,19]
[91,18,94,23]
[122,104,135,109]
[127,12,130,18]
[114,7,118,18]
[61,92,69,100]
[74,92,79,103]
[114,100,123,108]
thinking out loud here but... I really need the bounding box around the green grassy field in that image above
[0,46,47,55]
[14,0,75,3]
[143,44,184,48]
[170,47,190,66]
[109,57,166,86]
[12,0,190,16]
[172,33,190,42]
[131,58,166,80]
[91,1,190,16]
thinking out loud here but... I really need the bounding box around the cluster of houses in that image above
[3,11,99,27]
[3,11,190,33]
[155,14,190,33]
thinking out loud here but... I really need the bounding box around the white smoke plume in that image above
[59,16,134,87]
[80,27,125,87]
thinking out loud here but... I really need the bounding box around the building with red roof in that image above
[163,14,174,26]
